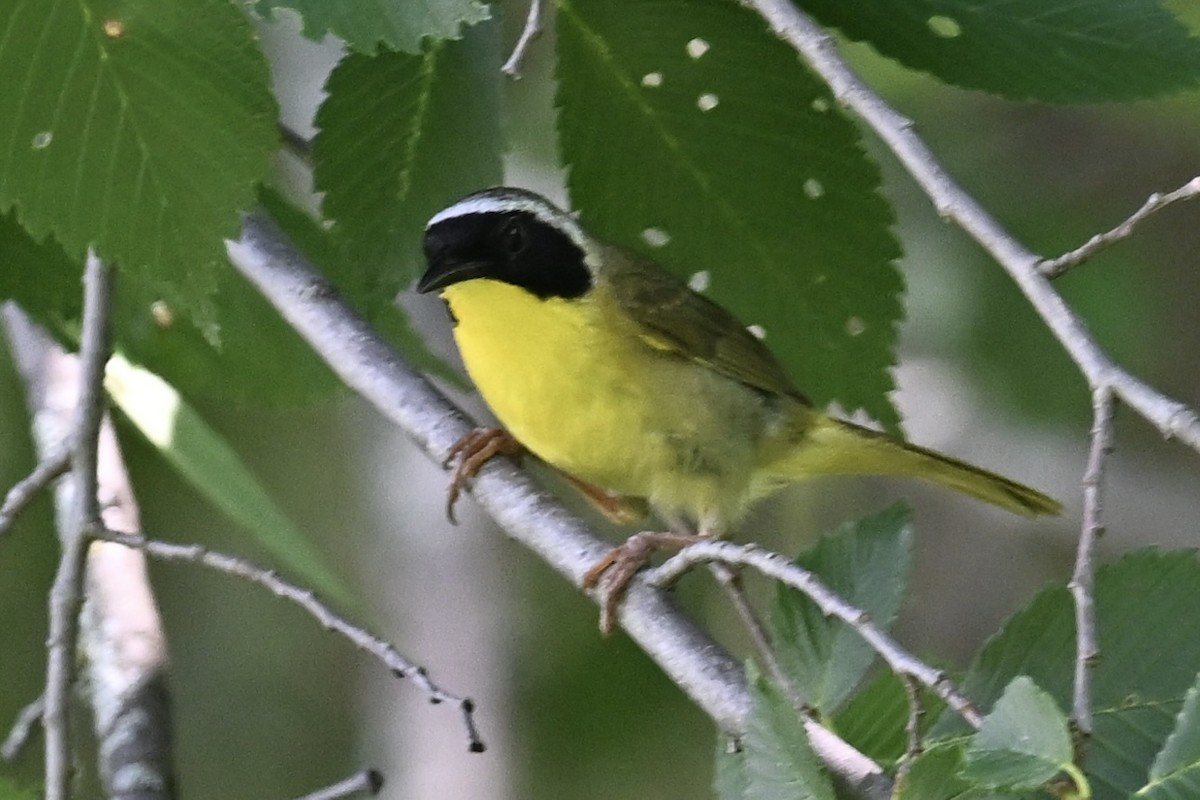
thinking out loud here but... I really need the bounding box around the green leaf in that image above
[255,0,491,54]
[1138,673,1200,799]
[894,744,981,800]
[0,210,82,337]
[714,735,750,800]
[799,0,1200,103]
[934,550,1200,799]
[0,778,37,800]
[963,676,1073,791]
[105,355,355,610]
[555,0,904,431]
[834,670,927,764]
[314,20,503,314]
[740,665,836,800]
[771,503,913,713]
[0,0,278,339]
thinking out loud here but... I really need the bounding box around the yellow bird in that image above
[418,187,1059,629]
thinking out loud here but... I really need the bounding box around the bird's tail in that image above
[764,416,1061,517]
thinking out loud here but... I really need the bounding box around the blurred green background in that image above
[2,5,1200,799]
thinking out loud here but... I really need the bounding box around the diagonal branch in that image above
[647,540,982,728]
[741,0,1200,455]
[0,447,70,539]
[1041,177,1200,278]
[93,527,485,753]
[225,214,891,799]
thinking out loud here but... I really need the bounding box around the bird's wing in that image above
[604,245,809,403]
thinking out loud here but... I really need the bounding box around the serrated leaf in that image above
[105,355,355,610]
[934,550,1200,799]
[555,0,904,430]
[1138,673,1200,799]
[799,0,1200,103]
[741,666,836,800]
[0,209,82,337]
[963,676,1073,791]
[771,503,913,713]
[314,20,503,316]
[255,0,490,54]
[0,0,278,339]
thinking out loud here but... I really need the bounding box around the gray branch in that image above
[225,214,890,799]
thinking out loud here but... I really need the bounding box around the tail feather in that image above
[767,417,1061,517]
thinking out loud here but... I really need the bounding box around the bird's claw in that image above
[582,531,707,635]
[443,428,523,524]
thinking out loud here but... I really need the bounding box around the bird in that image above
[417,186,1060,632]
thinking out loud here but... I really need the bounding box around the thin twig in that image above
[93,528,485,753]
[741,0,1200,456]
[1040,177,1200,278]
[44,252,116,800]
[293,768,384,800]
[500,0,544,78]
[709,563,807,710]
[647,541,983,728]
[279,122,313,162]
[1069,388,1114,736]
[226,215,892,799]
[1,695,45,762]
[895,675,923,785]
[0,448,70,539]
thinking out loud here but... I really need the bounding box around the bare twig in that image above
[647,540,983,728]
[896,675,923,785]
[709,563,807,710]
[293,768,384,800]
[93,527,485,753]
[226,215,891,798]
[741,0,1200,456]
[500,0,544,78]
[0,447,70,539]
[1,695,45,762]
[44,252,116,800]
[1040,177,1200,278]
[1069,388,1114,736]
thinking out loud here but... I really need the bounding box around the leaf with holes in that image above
[255,0,490,54]
[0,0,277,339]
[798,0,1200,103]
[556,0,904,430]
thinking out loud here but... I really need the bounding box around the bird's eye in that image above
[500,218,527,256]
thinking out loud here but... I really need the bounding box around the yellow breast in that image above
[440,278,773,526]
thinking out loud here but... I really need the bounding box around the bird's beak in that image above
[416,260,491,294]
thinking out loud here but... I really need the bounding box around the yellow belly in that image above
[441,279,775,526]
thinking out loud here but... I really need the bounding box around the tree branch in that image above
[1040,176,1200,278]
[0,447,70,540]
[43,252,116,800]
[647,540,982,727]
[500,0,544,78]
[293,768,384,800]
[225,214,890,798]
[740,0,1200,455]
[93,527,485,753]
[1069,387,1114,736]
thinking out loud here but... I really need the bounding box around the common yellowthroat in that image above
[418,187,1059,627]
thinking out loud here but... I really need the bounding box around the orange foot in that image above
[582,531,707,635]
[443,428,524,523]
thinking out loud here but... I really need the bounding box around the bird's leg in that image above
[443,427,524,523]
[582,529,708,635]
[559,473,650,526]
